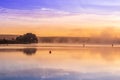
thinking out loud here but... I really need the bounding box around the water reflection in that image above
[23,48,37,56]
[1,46,120,80]
[0,48,37,56]
[1,47,120,61]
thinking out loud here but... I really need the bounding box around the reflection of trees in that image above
[23,48,37,56]
[0,48,37,56]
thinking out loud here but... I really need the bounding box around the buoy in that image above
[49,51,52,54]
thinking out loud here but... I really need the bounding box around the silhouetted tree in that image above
[16,33,38,44]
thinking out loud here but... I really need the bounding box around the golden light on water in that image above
[1,47,120,73]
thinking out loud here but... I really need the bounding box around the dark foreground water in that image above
[0,44,120,80]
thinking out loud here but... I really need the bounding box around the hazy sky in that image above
[0,0,120,37]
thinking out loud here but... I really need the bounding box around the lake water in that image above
[0,44,120,80]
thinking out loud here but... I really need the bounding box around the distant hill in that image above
[38,37,120,44]
[38,37,89,43]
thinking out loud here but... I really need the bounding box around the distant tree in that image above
[1,38,8,44]
[3,38,7,43]
[16,33,38,44]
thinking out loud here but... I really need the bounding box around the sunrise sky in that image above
[0,0,120,37]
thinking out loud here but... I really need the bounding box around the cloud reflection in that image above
[0,68,120,80]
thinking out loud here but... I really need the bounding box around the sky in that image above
[0,0,120,37]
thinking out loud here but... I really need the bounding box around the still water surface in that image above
[0,44,120,80]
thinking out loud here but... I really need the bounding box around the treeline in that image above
[38,37,120,44]
[0,33,38,44]
[0,38,17,44]
[1,34,120,44]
